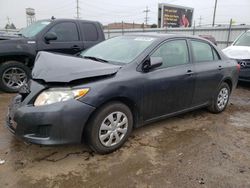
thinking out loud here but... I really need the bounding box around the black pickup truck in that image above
[0,18,105,92]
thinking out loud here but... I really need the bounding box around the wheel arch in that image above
[81,96,139,143]
[222,77,233,92]
[0,55,34,68]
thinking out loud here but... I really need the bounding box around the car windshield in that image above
[234,31,250,46]
[18,20,51,38]
[81,36,156,64]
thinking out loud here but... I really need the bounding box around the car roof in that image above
[124,33,210,41]
[38,18,100,24]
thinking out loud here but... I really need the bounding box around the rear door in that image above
[189,39,224,106]
[37,21,83,54]
[80,22,103,50]
[142,39,195,121]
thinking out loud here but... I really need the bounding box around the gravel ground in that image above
[0,83,250,188]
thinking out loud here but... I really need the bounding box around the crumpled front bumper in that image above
[6,95,95,145]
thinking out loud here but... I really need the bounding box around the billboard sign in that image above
[158,4,194,28]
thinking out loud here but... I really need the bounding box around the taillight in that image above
[236,64,241,72]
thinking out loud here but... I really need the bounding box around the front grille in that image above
[237,59,250,69]
[6,95,22,134]
[6,116,17,134]
[7,95,22,121]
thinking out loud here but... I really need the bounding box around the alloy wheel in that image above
[2,67,27,90]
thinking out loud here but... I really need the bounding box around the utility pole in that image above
[76,0,80,19]
[212,0,218,27]
[198,16,203,27]
[143,6,150,26]
[226,19,233,46]
[6,17,10,25]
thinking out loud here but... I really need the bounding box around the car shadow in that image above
[237,81,250,90]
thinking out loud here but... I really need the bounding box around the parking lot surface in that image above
[0,83,250,188]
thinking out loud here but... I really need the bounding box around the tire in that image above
[84,102,133,154]
[0,61,31,93]
[208,82,230,113]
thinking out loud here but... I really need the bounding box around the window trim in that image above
[44,21,80,42]
[189,39,221,63]
[212,47,221,61]
[148,38,191,70]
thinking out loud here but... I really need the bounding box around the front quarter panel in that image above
[77,68,144,118]
[0,39,37,59]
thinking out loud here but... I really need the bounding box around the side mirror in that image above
[44,32,57,43]
[142,57,163,71]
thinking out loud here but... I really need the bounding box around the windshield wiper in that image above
[83,56,109,63]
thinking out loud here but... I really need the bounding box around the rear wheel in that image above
[208,82,230,113]
[0,61,30,93]
[84,102,133,154]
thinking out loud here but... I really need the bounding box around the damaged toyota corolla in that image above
[6,35,239,154]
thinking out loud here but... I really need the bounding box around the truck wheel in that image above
[208,82,230,113]
[84,102,133,154]
[0,61,31,93]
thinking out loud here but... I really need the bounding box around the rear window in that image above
[191,40,214,62]
[82,23,98,41]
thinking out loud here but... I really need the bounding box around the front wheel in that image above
[208,82,230,113]
[84,102,133,154]
[0,61,30,93]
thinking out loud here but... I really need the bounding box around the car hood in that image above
[32,52,122,83]
[0,36,28,45]
[222,46,250,59]
[0,34,22,40]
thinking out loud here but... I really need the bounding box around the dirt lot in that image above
[0,83,250,188]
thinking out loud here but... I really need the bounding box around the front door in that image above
[37,22,83,55]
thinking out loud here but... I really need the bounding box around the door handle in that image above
[218,65,223,70]
[186,70,194,76]
[71,45,81,50]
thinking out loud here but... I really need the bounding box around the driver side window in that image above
[151,39,189,68]
[48,22,79,42]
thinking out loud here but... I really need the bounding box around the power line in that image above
[6,17,10,25]
[143,6,150,25]
[37,1,75,12]
[79,0,156,10]
[80,1,144,15]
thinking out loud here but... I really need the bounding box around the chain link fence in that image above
[1,25,250,49]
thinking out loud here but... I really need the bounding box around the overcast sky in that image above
[0,0,250,28]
